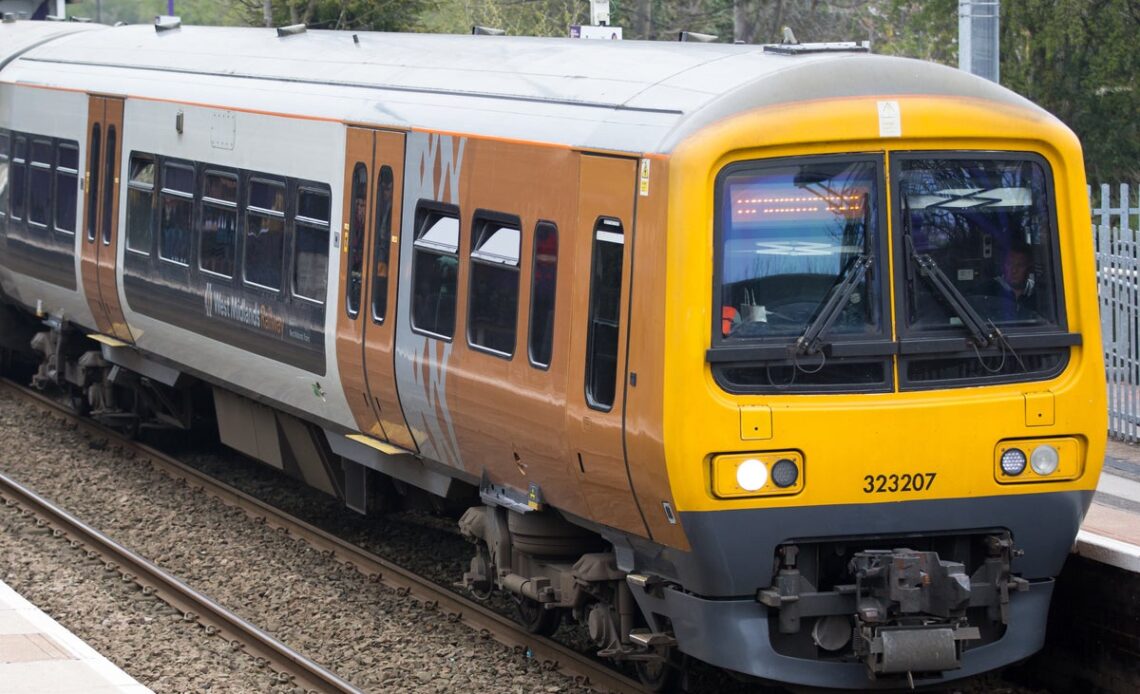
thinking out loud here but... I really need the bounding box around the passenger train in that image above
[0,17,1106,690]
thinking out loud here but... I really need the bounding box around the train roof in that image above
[0,22,1049,154]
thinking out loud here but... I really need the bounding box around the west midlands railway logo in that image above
[204,282,285,337]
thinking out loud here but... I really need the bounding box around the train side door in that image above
[361,131,417,451]
[565,154,650,539]
[336,126,417,451]
[80,95,132,342]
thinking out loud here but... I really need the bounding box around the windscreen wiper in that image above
[795,253,873,356]
[902,223,994,348]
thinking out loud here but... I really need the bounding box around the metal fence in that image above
[1092,183,1140,441]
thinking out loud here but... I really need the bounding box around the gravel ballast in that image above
[0,389,593,693]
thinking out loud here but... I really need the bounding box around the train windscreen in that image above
[897,157,1060,332]
[718,158,883,342]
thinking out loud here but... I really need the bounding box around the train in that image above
[0,17,1106,690]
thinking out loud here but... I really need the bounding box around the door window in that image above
[585,218,624,410]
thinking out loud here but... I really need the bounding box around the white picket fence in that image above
[1092,183,1140,441]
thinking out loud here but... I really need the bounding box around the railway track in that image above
[0,379,644,694]
[0,467,362,693]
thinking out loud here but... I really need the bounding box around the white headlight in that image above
[736,458,768,491]
[1000,448,1027,476]
[1030,445,1060,475]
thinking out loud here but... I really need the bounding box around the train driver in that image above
[990,241,1037,318]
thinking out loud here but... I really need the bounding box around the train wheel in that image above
[514,596,560,637]
[69,392,90,417]
[634,648,679,692]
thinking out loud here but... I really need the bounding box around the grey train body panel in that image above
[634,578,1053,688]
[614,490,1093,597]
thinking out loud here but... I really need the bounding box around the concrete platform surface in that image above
[1076,439,1140,572]
[0,580,151,694]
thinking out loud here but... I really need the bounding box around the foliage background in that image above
[66,0,1138,183]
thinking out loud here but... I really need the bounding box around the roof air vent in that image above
[762,41,870,55]
[2,13,16,23]
[472,26,505,36]
[678,31,718,42]
[154,15,181,32]
[277,24,307,37]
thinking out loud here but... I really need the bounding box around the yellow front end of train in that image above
[653,93,1106,686]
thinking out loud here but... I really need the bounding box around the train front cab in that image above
[649,92,1107,688]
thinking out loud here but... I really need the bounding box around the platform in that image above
[0,580,152,694]
[1075,439,1140,572]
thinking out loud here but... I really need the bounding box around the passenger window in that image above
[199,171,238,278]
[54,142,79,234]
[0,132,8,222]
[468,213,521,356]
[345,163,367,316]
[294,186,330,303]
[159,162,194,265]
[12,135,27,223]
[85,126,100,240]
[126,155,156,255]
[28,139,51,229]
[244,178,286,290]
[410,203,460,339]
[371,166,394,323]
[101,126,117,245]
[585,218,625,411]
[528,222,558,368]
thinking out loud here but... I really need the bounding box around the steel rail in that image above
[0,380,644,694]
[0,469,363,694]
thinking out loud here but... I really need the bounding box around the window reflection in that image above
[720,159,880,340]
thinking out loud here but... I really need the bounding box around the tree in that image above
[1002,0,1140,184]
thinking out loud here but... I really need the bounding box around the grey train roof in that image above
[0,22,1051,153]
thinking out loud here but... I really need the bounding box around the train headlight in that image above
[994,438,1081,484]
[1030,445,1060,476]
[711,451,804,499]
[736,459,768,491]
[1000,448,1027,476]
[771,459,799,488]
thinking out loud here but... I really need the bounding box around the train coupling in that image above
[758,536,1028,681]
[849,548,980,678]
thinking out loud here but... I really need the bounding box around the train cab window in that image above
[371,166,394,323]
[711,157,890,393]
[294,186,331,304]
[54,142,79,234]
[468,213,521,356]
[585,218,624,411]
[0,132,9,223]
[28,139,52,230]
[345,164,367,316]
[12,135,27,222]
[126,155,156,255]
[159,162,194,266]
[244,178,286,291]
[895,154,1070,386]
[101,126,117,245]
[199,171,238,278]
[410,203,460,339]
[85,126,100,241]
[528,222,558,369]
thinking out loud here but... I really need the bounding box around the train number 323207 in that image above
[862,473,937,494]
